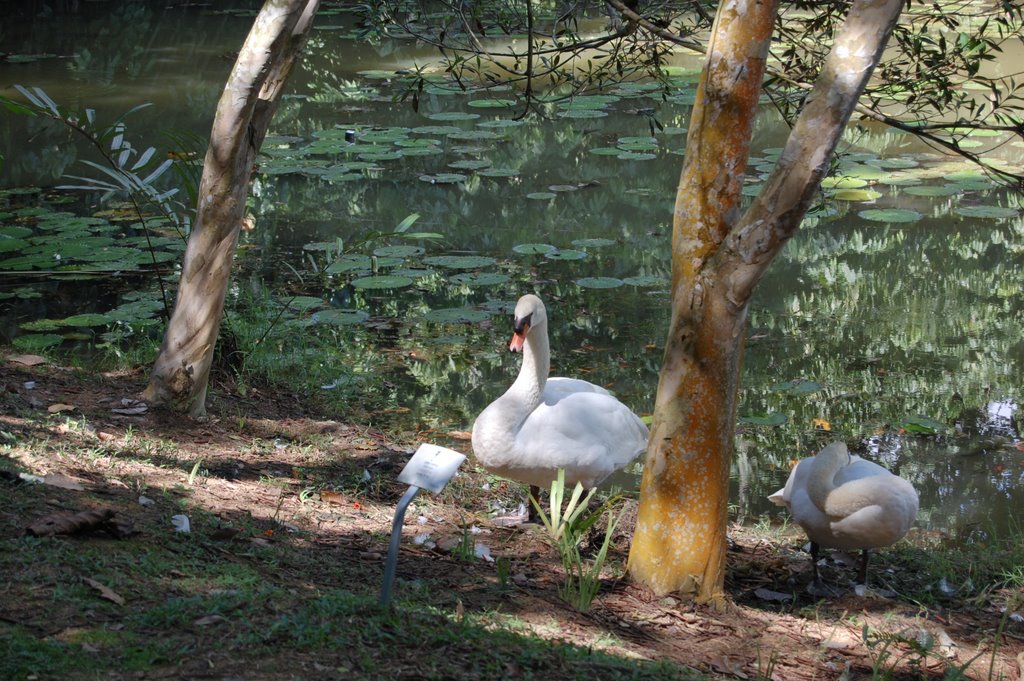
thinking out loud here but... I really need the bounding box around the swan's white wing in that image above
[512,389,648,487]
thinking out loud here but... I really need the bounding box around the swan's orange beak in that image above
[509,327,527,352]
[509,315,530,352]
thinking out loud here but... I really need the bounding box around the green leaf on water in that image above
[283,296,326,311]
[313,309,370,326]
[423,307,491,323]
[13,334,64,351]
[954,205,1018,219]
[571,238,617,248]
[513,243,556,255]
[326,255,372,274]
[0,238,29,253]
[623,275,668,287]
[576,277,624,289]
[19,318,65,331]
[351,275,414,290]
[739,412,788,426]
[60,313,114,327]
[526,192,556,200]
[858,208,923,223]
[901,415,946,435]
[449,272,510,287]
[545,249,587,261]
[770,379,822,395]
[422,255,496,269]
[373,245,424,258]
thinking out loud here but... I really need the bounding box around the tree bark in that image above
[144,0,320,417]
[627,0,905,602]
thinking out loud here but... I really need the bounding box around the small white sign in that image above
[397,443,466,494]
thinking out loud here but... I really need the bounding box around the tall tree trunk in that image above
[144,0,320,417]
[628,0,905,602]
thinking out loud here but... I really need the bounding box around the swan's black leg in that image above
[527,485,541,522]
[857,549,869,586]
[810,541,821,583]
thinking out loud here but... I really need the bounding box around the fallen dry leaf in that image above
[26,508,115,537]
[320,490,346,505]
[193,614,227,627]
[83,577,125,605]
[8,354,48,366]
[47,403,76,414]
[42,473,88,491]
[446,430,472,440]
[111,398,148,415]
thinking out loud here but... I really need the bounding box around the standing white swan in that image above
[471,294,649,494]
[768,442,919,588]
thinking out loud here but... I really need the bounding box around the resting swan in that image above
[471,294,649,496]
[768,442,919,587]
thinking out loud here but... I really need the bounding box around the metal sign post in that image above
[380,444,466,607]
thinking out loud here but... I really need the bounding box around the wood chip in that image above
[8,354,47,366]
[47,403,76,413]
[83,577,125,605]
[26,508,115,537]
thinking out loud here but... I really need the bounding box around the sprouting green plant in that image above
[495,556,511,587]
[451,525,476,562]
[187,458,203,485]
[530,470,624,612]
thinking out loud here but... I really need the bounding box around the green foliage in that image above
[530,471,624,612]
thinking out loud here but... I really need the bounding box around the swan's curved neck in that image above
[806,447,847,510]
[511,323,549,403]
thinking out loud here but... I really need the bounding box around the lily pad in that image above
[283,296,326,311]
[770,379,821,395]
[419,173,468,184]
[544,249,586,261]
[13,334,64,351]
[624,275,668,287]
[426,112,480,121]
[513,243,556,255]
[954,205,1018,219]
[372,245,424,258]
[448,159,492,170]
[571,238,617,248]
[351,275,414,290]
[0,238,29,253]
[423,307,491,323]
[576,277,624,289]
[901,415,946,435]
[902,185,963,197]
[449,272,510,287]
[313,309,370,326]
[326,255,372,274]
[422,255,496,269]
[467,99,517,108]
[477,168,519,178]
[739,412,788,426]
[858,208,923,223]
[61,313,114,327]
[617,152,657,161]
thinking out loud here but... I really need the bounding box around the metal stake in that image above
[380,484,421,607]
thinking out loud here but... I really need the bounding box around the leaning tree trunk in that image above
[144,0,320,417]
[627,0,905,602]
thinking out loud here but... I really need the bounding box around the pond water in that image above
[1,1,1022,539]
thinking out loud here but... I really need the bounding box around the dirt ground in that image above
[1,354,1022,680]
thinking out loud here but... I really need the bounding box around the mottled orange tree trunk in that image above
[628,0,906,601]
[145,0,320,417]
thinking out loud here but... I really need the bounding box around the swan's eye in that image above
[513,313,533,335]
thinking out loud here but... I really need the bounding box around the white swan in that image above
[768,441,919,587]
[471,294,649,492]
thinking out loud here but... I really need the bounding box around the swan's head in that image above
[509,294,547,353]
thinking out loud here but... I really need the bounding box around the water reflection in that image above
[0,2,1022,538]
